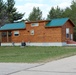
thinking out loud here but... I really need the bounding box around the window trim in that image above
[30,30,34,35]
[66,28,69,34]
[2,32,7,37]
[66,33,69,38]
[66,28,70,38]
[14,31,19,36]
[31,23,39,27]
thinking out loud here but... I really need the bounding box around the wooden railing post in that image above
[7,31,9,42]
[0,32,2,42]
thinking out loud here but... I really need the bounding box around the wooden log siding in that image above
[0,18,74,44]
[11,22,62,42]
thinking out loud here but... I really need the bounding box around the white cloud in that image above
[4,0,72,19]
[15,0,72,19]
[58,2,71,9]
[16,3,50,19]
[50,0,72,4]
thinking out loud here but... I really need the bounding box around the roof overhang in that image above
[68,19,75,27]
[0,22,26,31]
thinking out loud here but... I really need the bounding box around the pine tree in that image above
[0,0,6,26]
[6,0,24,23]
[28,7,42,21]
[0,0,24,27]
[47,7,56,19]
[70,0,76,24]
[47,6,63,20]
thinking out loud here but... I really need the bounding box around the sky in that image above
[4,0,72,19]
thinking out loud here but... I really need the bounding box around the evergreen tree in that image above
[28,7,42,21]
[0,0,7,26]
[0,0,24,27]
[47,6,63,20]
[55,6,64,18]
[70,0,76,41]
[6,0,24,23]
[62,7,71,18]
[47,7,56,19]
[70,0,76,24]
[62,0,76,25]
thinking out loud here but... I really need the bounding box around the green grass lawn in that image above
[0,46,76,63]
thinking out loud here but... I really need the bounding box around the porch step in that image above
[67,40,76,44]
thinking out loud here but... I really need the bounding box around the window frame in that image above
[66,28,69,34]
[14,31,19,36]
[66,28,70,38]
[31,23,39,27]
[30,30,34,35]
[2,32,7,37]
[66,33,69,38]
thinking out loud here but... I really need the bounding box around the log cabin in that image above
[0,18,75,46]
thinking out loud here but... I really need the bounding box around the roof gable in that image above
[46,18,69,27]
[0,22,26,30]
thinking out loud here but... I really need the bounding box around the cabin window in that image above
[31,23,39,27]
[8,31,12,36]
[2,32,7,37]
[30,30,34,35]
[14,31,19,36]
[66,34,69,38]
[2,31,12,37]
[66,28,70,38]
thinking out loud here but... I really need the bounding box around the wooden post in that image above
[0,32,2,42]
[7,31,9,42]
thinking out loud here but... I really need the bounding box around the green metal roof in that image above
[0,18,74,31]
[46,18,69,27]
[0,22,26,30]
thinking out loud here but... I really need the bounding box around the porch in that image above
[67,40,76,46]
[0,31,12,43]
